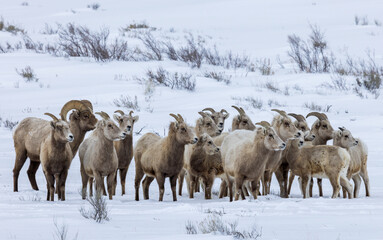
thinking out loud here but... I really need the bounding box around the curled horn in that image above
[271,109,288,118]
[255,121,271,129]
[321,113,329,120]
[60,100,89,121]
[129,111,134,117]
[220,109,228,114]
[169,113,180,122]
[45,113,59,122]
[232,105,245,115]
[114,110,125,116]
[81,100,93,112]
[95,111,110,120]
[288,113,305,122]
[202,107,216,113]
[177,114,185,123]
[306,112,326,121]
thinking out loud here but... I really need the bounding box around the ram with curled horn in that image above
[231,105,255,131]
[112,109,139,196]
[12,99,98,192]
[39,112,74,201]
[134,113,197,201]
[79,111,126,200]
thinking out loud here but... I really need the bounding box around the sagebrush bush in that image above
[16,66,38,82]
[113,95,140,111]
[204,71,231,84]
[79,193,109,223]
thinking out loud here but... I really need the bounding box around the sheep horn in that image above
[202,108,216,113]
[306,112,326,121]
[44,113,59,122]
[198,111,207,118]
[177,114,185,123]
[255,121,271,129]
[271,109,288,118]
[220,109,228,114]
[81,100,93,111]
[60,100,89,121]
[339,126,346,131]
[321,113,329,120]
[288,113,305,122]
[232,105,245,115]
[114,110,125,116]
[95,111,110,120]
[169,113,180,122]
[129,111,134,117]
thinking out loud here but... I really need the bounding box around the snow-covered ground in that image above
[1,0,383,239]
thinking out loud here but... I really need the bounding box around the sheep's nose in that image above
[122,132,127,137]
[219,122,223,126]
[280,143,286,149]
[296,132,301,137]
[355,140,359,145]
[193,137,198,143]
[216,147,220,152]
[68,135,74,142]
[299,141,304,145]
[127,126,132,130]
[219,129,223,133]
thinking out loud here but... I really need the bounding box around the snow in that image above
[0,0,383,239]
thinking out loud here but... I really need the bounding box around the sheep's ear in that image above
[294,122,299,128]
[200,134,208,143]
[337,130,342,137]
[113,114,121,123]
[223,113,230,119]
[133,115,139,122]
[50,121,56,129]
[70,110,80,120]
[315,121,321,129]
[100,119,106,127]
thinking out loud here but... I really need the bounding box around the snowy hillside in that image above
[0,0,383,239]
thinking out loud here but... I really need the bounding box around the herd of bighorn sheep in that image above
[12,100,370,202]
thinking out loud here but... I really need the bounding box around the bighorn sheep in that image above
[184,133,220,199]
[202,108,230,132]
[40,113,73,201]
[221,121,286,201]
[13,100,95,192]
[333,127,369,197]
[266,109,301,198]
[134,114,197,201]
[306,112,335,197]
[231,105,255,131]
[79,111,126,200]
[284,137,353,199]
[113,110,139,196]
[178,111,221,196]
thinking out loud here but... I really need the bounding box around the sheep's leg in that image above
[340,175,353,199]
[275,168,287,198]
[80,165,89,200]
[156,173,166,202]
[107,172,115,200]
[234,176,245,201]
[94,172,104,197]
[120,168,128,196]
[204,175,214,200]
[218,180,227,198]
[27,159,40,191]
[101,178,107,196]
[13,148,28,192]
[328,175,341,198]
[287,172,295,195]
[45,173,55,201]
[142,176,154,200]
[112,169,118,196]
[309,178,314,197]
[263,171,272,195]
[169,175,178,201]
[317,178,323,197]
[189,175,196,199]
[241,181,249,197]
[226,175,234,202]
[89,178,94,197]
[301,175,310,199]
[359,167,370,197]
[134,167,144,201]
[58,170,68,201]
[178,169,185,196]
[249,180,259,199]
[194,178,200,193]
[54,174,60,200]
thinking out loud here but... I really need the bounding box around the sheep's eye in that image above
[119,119,123,123]
[268,134,274,138]
[211,116,215,119]
[208,141,212,144]
[323,125,327,128]
[207,123,211,126]
[345,135,349,138]
[108,124,113,128]
[181,128,186,132]
[284,122,289,127]
[243,121,248,124]
[301,127,306,131]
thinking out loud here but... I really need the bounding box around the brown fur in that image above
[134,117,197,201]
[112,111,139,196]
[40,119,73,201]
[79,116,125,200]
[203,108,229,131]
[195,112,221,137]
[284,138,353,199]
[231,114,255,131]
[221,128,285,201]
[12,101,96,192]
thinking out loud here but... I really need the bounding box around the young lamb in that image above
[40,113,73,201]
[284,137,353,199]
[333,127,369,197]
[221,121,286,201]
[13,100,95,192]
[113,110,139,196]
[134,114,197,201]
[184,133,220,199]
[79,111,126,200]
